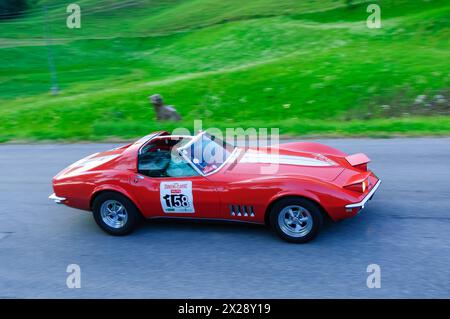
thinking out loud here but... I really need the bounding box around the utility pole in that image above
[43,5,59,95]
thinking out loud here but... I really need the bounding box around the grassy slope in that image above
[0,0,449,142]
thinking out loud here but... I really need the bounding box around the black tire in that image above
[270,197,323,243]
[92,192,140,236]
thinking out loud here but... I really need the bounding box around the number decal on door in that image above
[160,181,195,213]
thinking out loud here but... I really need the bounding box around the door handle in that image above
[132,174,145,184]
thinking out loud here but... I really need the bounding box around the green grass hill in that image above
[0,0,449,141]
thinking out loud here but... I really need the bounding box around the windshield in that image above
[178,132,236,175]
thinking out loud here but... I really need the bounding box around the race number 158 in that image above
[163,194,189,208]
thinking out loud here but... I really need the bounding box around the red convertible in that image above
[49,131,381,243]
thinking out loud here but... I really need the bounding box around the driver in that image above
[165,148,198,177]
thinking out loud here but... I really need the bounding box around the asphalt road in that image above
[0,138,449,298]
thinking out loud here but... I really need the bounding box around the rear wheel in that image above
[92,192,140,236]
[270,198,323,243]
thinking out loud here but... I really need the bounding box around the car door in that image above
[130,174,221,219]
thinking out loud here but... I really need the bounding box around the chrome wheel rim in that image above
[278,205,313,238]
[100,200,128,229]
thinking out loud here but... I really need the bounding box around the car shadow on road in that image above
[131,216,337,244]
[140,218,270,236]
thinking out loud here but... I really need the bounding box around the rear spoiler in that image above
[346,153,370,170]
[346,153,370,166]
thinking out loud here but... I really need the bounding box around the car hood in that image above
[54,144,131,179]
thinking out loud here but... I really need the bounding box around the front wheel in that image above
[92,192,140,236]
[270,198,323,243]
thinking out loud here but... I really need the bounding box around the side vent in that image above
[229,205,255,218]
[230,205,235,216]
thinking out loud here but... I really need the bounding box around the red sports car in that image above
[49,131,381,243]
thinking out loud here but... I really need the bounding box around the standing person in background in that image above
[149,94,181,121]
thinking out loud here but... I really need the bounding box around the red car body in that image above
[50,131,381,228]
